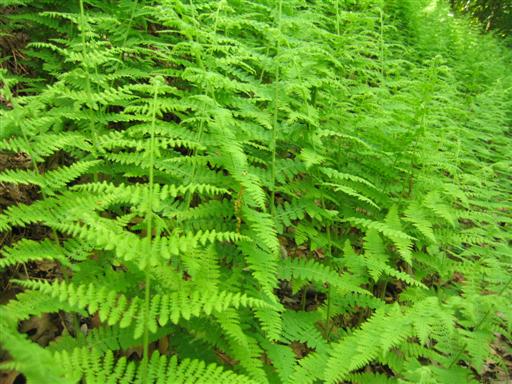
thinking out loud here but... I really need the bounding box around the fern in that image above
[0,0,511,383]
[53,350,258,384]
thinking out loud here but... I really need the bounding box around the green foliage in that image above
[0,0,511,383]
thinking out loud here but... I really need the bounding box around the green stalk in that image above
[79,0,99,182]
[321,198,334,339]
[107,0,139,90]
[119,0,139,53]
[19,129,60,242]
[324,237,333,338]
[335,0,341,36]
[379,7,385,81]
[183,2,223,213]
[8,88,79,333]
[270,0,283,214]
[5,89,62,251]
[141,78,160,383]
[325,283,333,338]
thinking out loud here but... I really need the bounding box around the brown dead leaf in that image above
[19,314,59,346]
[452,272,465,283]
[290,341,312,358]
[158,335,169,354]
[215,349,238,366]
[0,370,23,384]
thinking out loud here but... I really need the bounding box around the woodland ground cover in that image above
[0,0,511,383]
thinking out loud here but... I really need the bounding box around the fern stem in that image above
[8,86,61,246]
[18,126,61,246]
[259,47,271,83]
[141,267,151,382]
[183,2,223,213]
[107,0,139,89]
[119,0,139,54]
[141,77,160,383]
[321,198,334,339]
[325,283,333,338]
[12,100,83,336]
[270,0,283,214]
[78,0,99,182]
[335,0,341,36]
[379,7,386,81]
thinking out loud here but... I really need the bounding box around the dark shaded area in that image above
[450,0,512,37]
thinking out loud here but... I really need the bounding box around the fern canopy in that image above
[0,0,511,383]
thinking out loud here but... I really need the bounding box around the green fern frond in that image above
[54,350,258,384]
[278,257,370,295]
[13,279,274,335]
[324,304,411,383]
[0,238,68,268]
[344,216,414,264]
[0,329,70,384]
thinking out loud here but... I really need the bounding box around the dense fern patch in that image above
[0,0,511,383]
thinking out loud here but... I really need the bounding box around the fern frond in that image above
[0,238,68,268]
[278,257,370,295]
[13,279,274,336]
[344,216,414,264]
[54,350,258,384]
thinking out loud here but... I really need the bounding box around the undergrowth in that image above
[0,0,511,383]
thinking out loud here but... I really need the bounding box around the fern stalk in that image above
[118,0,139,55]
[270,0,283,213]
[106,0,140,89]
[335,0,341,36]
[322,199,334,339]
[182,2,223,213]
[379,7,386,81]
[4,86,61,247]
[141,76,161,383]
[78,0,99,181]
[18,121,61,247]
